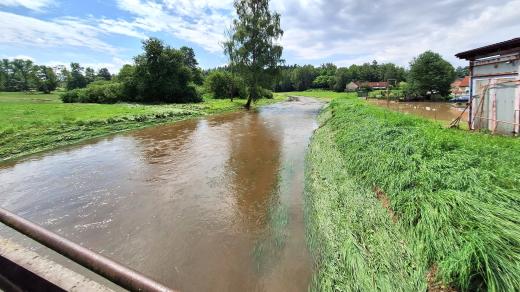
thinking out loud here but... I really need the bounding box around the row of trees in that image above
[0,59,113,93]
[0,59,58,93]
[273,61,407,92]
[270,52,465,99]
[64,64,112,90]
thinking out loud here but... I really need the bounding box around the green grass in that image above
[0,92,284,161]
[274,90,352,101]
[368,89,404,99]
[0,91,62,104]
[305,92,520,291]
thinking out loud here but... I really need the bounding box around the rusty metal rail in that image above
[0,207,175,292]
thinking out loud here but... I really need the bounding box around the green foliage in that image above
[306,121,425,291]
[307,95,520,291]
[408,51,456,99]
[455,66,469,78]
[115,64,138,100]
[62,39,203,104]
[66,62,88,90]
[224,0,284,108]
[97,67,112,81]
[61,81,124,104]
[256,86,273,99]
[273,62,407,93]
[291,65,317,91]
[133,38,201,103]
[204,70,246,99]
[312,75,335,90]
[85,67,96,84]
[180,46,203,85]
[0,59,62,93]
[34,65,58,94]
[333,67,352,92]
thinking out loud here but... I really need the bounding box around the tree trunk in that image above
[245,96,252,110]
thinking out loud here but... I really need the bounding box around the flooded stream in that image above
[0,97,324,291]
[368,99,468,122]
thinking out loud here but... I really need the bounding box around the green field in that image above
[274,90,351,101]
[0,92,284,161]
[305,93,520,291]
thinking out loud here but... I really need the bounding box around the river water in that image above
[0,97,324,291]
[368,99,469,122]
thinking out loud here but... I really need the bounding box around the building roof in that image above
[456,38,520,61]
[451,79,462,87]
[366,82,388,88]
[459,76,470,87]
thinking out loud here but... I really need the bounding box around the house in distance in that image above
[451,76,470,96]
[456,38,520,135]
[345,81,389,91]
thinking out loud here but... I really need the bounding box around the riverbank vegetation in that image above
[0,91,284,161]
[306,93,520,291]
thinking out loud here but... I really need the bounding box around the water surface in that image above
[368,99,468,122]
[0,98,323,291]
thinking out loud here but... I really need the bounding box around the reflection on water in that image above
[368,99,468,122]
[0,98,323,292]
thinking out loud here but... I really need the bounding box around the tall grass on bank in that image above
[306,114,426,291]
[306,96,520,291]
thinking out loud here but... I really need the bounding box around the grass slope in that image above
[306,94,520,291]
[274,90,353,101]
[0,92,283,161]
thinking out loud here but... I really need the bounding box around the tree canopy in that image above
[133,38,201,103]
[224,0,284,109]
[407,51,456,98]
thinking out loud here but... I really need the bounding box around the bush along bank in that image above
[305,96,520,291]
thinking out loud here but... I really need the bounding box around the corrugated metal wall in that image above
[470,55,520,135]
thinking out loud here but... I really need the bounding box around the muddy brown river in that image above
[0,97,324,291]
[368,99,469,122]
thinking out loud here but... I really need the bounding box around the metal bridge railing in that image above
[0,207,175,292]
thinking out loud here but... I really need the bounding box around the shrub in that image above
[178,84,203,103]
[60,89,81,103]
[61,81,124,104]
[259,87,273,99]
[204,71,246,99]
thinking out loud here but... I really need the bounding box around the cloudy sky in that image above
[1,0,519,73]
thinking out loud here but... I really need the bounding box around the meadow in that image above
[305,93,520,291]
[0,92,284,161]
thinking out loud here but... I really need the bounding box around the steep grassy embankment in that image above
[0,92,284,161]
[305,94,520,291]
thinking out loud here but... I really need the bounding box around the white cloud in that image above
[2,54,35,61]
[270,0,520,66]
[1,0,519,69]
[43,57,131,74]
[0,0,53,11]
[0,11,118,54]
[114,0,234,52]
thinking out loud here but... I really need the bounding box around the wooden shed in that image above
[456,38,520,135]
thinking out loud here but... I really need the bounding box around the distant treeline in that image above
[272,61,407,92]
[1,42,470,103]
[0,59,112,94]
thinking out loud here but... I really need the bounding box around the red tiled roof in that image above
[451,79,462,87]
[367,82,388,88]
[459,76,470,87]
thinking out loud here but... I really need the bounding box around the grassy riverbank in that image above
[0,92,284,161]
[274,90,351,101]
[306,93,520,291]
